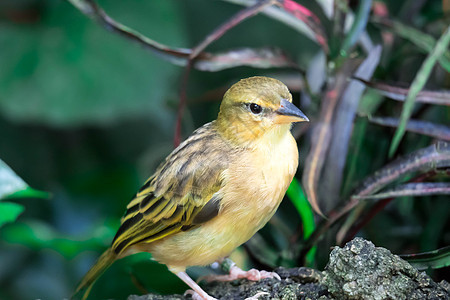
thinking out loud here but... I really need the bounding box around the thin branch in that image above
[368,116,450,141]
[174,0,278,147]
[68,0,295,72]
[190,0,278,59]
[355,78,450,106]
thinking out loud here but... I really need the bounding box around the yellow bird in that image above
[74,76,308,300]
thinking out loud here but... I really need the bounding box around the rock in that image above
[128,238,449,300]
[323,238,449,300]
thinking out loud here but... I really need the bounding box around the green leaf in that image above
[0,159,27,199]
[401,246,450,270]
[0,159,49,227]
[3,187,51,200]
[389,27,450,157]
[340,0,372,55]
[1,221,115,258]
[0,158,49,200]
[287,177,316,266]
[0,158,27,226]
[0,202,25,227]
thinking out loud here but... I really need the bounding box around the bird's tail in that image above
[73,248,116,300]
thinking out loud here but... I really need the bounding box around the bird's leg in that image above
[175,271,217,300]
[201,258,281,282]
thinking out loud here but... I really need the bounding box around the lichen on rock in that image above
[323,238,449,300]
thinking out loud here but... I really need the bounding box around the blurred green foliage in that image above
[0,0,449,299]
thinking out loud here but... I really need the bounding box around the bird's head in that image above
[216,76,308,147]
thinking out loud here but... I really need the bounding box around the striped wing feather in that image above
[111,122,230,254]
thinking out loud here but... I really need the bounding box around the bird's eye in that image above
[249,103,262,114]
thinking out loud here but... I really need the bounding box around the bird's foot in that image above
[184,289,217,300]
[201,265,281,282]
[176,271,217,300]
[185,289,268,300]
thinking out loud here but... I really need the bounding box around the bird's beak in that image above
[274,98,309,124]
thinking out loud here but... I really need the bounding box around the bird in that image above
[74,76,309,300]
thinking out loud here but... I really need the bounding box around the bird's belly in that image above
[144,212,261,271]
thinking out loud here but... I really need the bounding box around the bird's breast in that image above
[221,130,299,232]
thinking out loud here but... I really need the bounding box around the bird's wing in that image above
[111,122,231,255]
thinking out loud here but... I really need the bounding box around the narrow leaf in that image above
[354,182,450,200]
[389,27,450,157]
[354,141,450,198]
[195,47,297,71]
[287,178,315,238]
[356,79,450,106]
[222,0,326,50]
[286,178,316,265]
[401,246,450,270]
[341,0,372,55]
[369,116,450,141]
[278,0,329,53]
[321,45,382,208]
[372,18,450,72]
[302,60,357,216]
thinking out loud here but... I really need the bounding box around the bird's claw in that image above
[200,266,281,282]
[185,289,268,300]
[244,269,281,281]
[184,289,217,300]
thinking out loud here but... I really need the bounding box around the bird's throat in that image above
[215,118,292,150]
